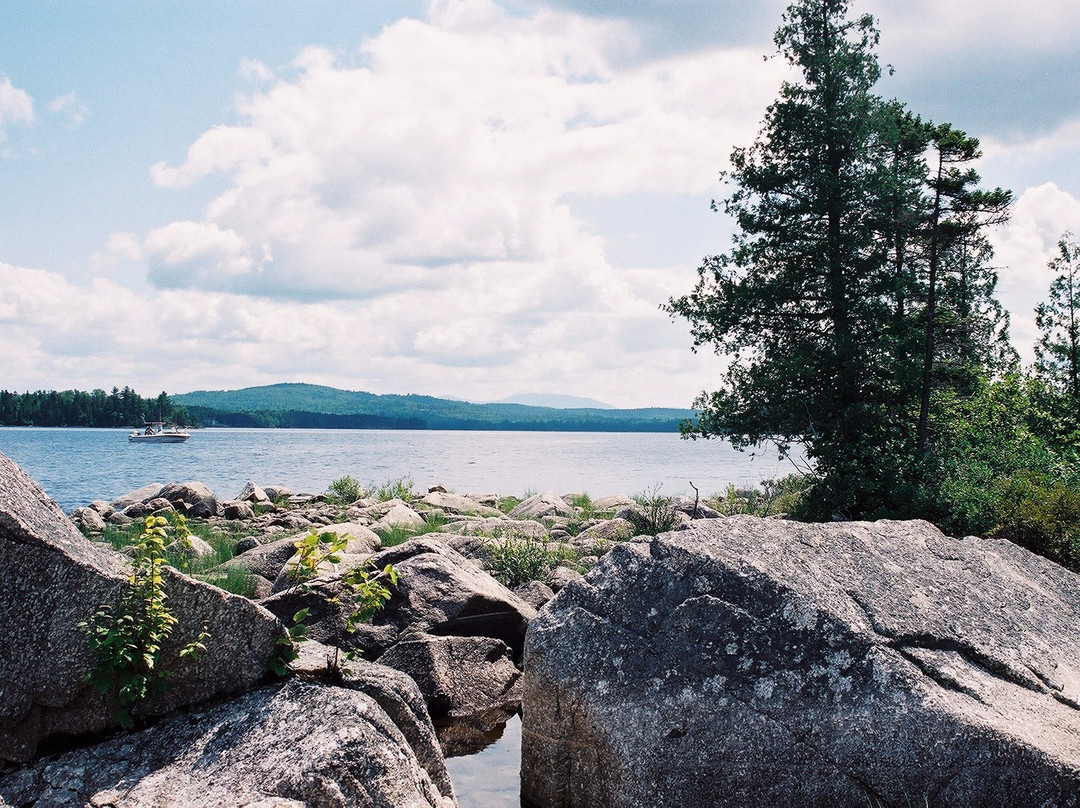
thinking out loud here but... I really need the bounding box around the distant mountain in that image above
[173,383,694,432]
[491,393,615,409]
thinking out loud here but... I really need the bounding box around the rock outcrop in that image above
[0,676,455,807]
[522,517,1080,807]
[0,452,282,763]
[263,538,537,663]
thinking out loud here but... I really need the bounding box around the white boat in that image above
[128,422,191,443]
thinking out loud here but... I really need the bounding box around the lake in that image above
[0,427,799,512]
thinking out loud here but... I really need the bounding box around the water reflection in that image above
[440,709,521,807]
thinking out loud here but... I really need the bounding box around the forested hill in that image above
[172,383,694,432]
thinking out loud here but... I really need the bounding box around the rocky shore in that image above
[3,451,1080,806]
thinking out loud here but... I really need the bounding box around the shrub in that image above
[711,474,812,518]
[990,473,1080,571]
[79,516,208,725]
[327,475,364,505]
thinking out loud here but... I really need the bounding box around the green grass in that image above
[374,511,448,547]
[373,475,415,502]
[94,515,261,596]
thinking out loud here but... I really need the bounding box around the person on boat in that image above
[145,426,154,435]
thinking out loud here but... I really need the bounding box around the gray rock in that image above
[263,539,537,663]
[106,512,133,527]
[509,492,573,520]
[422,491,502,517]
[187,496,221,519]
[74,507,106,533]
[671,494,722,519]
[591,495,636,513]
[379,634,521,718]
[573,517,637,546]
[237,481,270,503]
[0,451,282,764]
[143,496,175,513]
[521,517,1080,807]
[379,503,427,528]
[159,480,216,507]
[0,677,455,807]
[164,535,216,560]
[261,485,293,501]
[547,565,583,592]
[87,501,114,518]
[222,500,256,520]
[217,534,301,581]
[513,580,555,610]
[110,483,164,511]
[233,536,259,555]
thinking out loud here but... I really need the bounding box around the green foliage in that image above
[79,516,208,726]
[497,496,523,514]
[989,474,1080,570]
[343,563,400,630]
[485,537,559,589]
[269,608,309,677]
[0,386,191,427]
[286,529,350,590]
[665,0,1013,521]
[1035,234,1080,410]
[374,475,415,502]
[710,475,812,518]
[327,475,364,505]
[628,485,680,536]
[195,565,259,598]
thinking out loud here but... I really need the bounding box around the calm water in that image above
[0,427,798,512]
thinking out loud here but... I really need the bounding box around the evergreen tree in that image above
[1036,235,1080,408]
[666,0,919,517]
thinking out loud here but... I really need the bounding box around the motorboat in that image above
[128,422,191,443]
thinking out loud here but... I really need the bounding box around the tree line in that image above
[667,0,1080,568]
[0,388,191,428]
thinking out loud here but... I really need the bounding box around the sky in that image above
[2,0,1080,408]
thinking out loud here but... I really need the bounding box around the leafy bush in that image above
[711,475,812,518]
[79,516,207,725]
[990,473,1080,571]
[327,475,364,505]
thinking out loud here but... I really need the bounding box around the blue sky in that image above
[2,0,1079,407]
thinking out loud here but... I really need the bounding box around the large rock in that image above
[262,538,537,662]
[522,517,1080,807]
[0,676,455,807]
[509,492,573,520]
[379,634,521,718]
[0,452,282,763]
[422,491,502,517]
[109,483,163,511]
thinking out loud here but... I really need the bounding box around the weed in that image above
[497,496,523,514]
[628,484,680,536]
[79,515,208,726]
[374,512,447,548]
[485,536,558,588]
[374,475,415,502]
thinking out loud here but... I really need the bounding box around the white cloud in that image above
[990,183,1080,363]
[868,0,1080,58]
[143,220,264,287]
[0,76,35,141]
[144,0,783,302]
[0,259,723,407]
[47,91,87,127]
